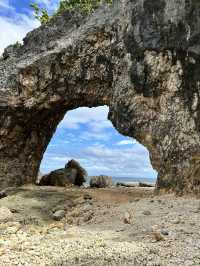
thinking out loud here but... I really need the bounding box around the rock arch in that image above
[0,0,200,192]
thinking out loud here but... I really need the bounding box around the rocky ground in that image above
[0,185,199,265]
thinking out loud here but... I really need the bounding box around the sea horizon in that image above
[87,176,156,185]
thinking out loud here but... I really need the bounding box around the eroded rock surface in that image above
[0,0,200,192]
[38,160,87,186]
[90,175,113,188]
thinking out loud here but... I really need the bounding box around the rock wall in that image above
[0,0,200,193]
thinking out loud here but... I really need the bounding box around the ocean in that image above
[112,176,156,184]
[87,176,156,185]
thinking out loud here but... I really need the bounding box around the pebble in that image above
[83,194,92,200]
[0,190,7,199]
[172,218,180,224]
[143,210,152,216]
[160,229,169,236]
[123,212,132,224]
[52,210,65,221]
[152,232,165,242]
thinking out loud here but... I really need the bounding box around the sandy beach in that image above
[0,185,199,265]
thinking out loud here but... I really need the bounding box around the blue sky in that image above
[0,0,157,180]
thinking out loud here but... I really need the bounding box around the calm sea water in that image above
[86,176,156,185]
[112,176,156,184]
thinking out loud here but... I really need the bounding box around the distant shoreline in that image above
[86,176,156,185]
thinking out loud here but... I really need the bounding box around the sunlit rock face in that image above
[0,0,200,193]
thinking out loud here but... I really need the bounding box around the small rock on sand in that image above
[153,232,165,242]
[84,194,92,200]
[161,229,169,236]
[143,210,152,216]
[0,190,7,199]
[52,210,65,221]
[123,211,132,224]
[0,207,13,222]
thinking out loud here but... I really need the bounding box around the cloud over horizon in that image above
[41,107,157,180]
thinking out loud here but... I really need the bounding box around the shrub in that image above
[30,3,50,24]
[57,0,113,13]
[30,0,113,24]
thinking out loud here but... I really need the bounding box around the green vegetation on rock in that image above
[30,3,50,24]
[30,0,113,24]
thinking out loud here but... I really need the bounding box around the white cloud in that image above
[117,139,136,146]
[0,14,39,55]
[59,106,111,130]
[0,0,11,9]
[80,131,111,141]
[41,106,157,179]
[37,0,60,12]
[0,0,60,56]
[79,143,157,178]
[41,136,157,179]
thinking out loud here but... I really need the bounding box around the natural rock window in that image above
[39,107,157,185]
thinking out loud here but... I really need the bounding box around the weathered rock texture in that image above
[38,159,87,186]
[0,1,200,193]
[65,159,87,186]
[90,175,113,188]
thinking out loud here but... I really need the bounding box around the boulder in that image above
[90,175,113,188]
[38,159,87,187]
[64,159,87,186]
[38,168,66,186]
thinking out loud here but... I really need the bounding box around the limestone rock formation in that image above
[0,1,200,192]
[90,175,113,188]
[64,159,87,186]
[38,168,66,186]
[38,159,87,186]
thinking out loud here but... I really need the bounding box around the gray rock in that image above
[38,159,87,186]
[52,210,65,221]
[161,229,169,236]
[64,159,87,186]
[90,175,113,188]
[143,210,152,216]
[38,168,66,186]
[83,194,92,200]
[172,218,181,224]
[0,190,7,199]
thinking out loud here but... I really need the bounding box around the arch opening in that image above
[39,106,157,186]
